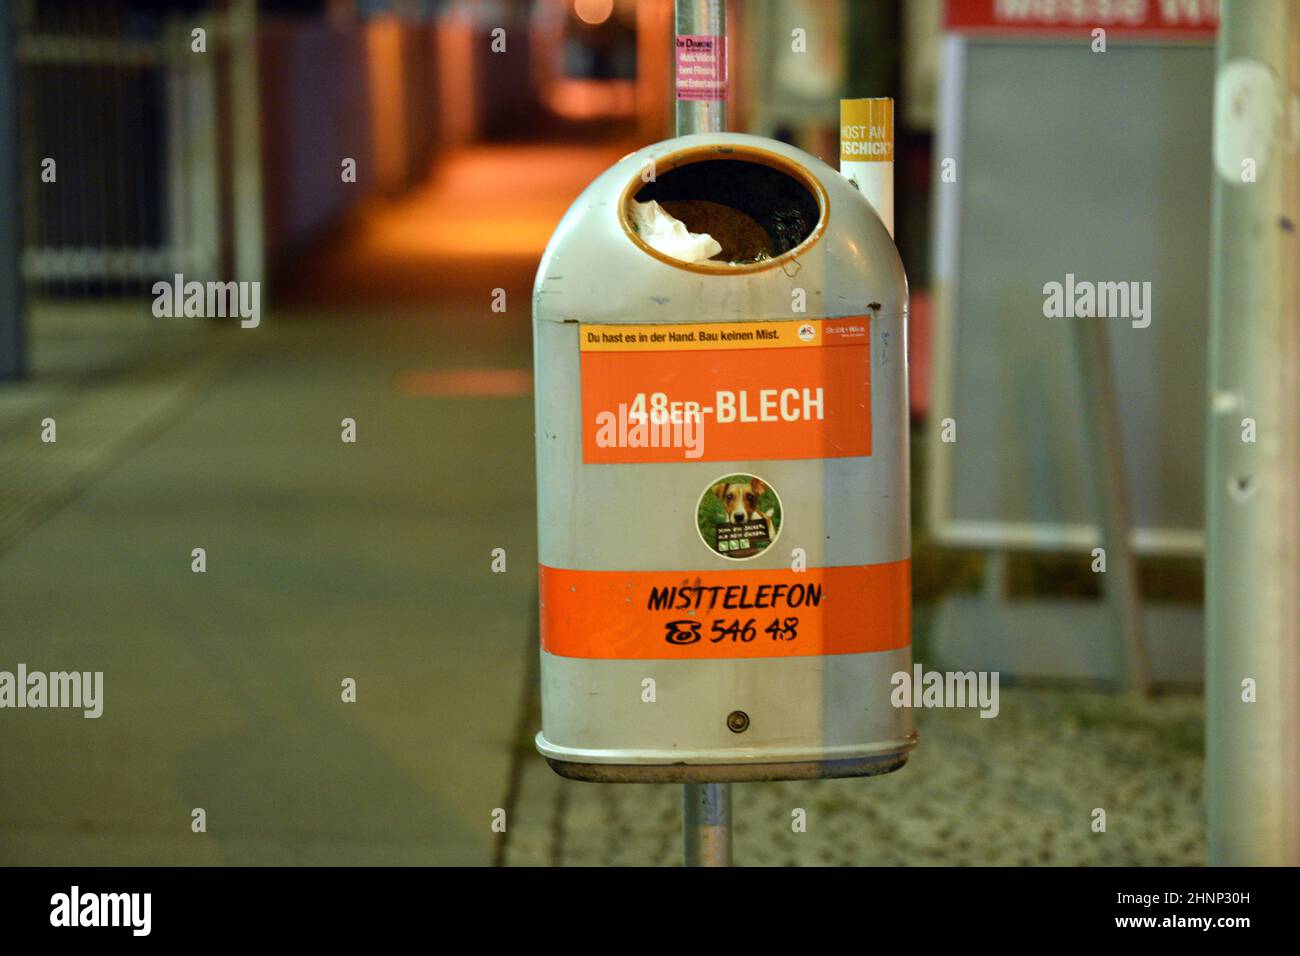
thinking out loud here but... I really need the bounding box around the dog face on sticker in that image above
[713,478,768,526]
[702,474,780,556]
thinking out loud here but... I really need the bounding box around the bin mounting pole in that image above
[683,776,732,867]
[674,0,733,868]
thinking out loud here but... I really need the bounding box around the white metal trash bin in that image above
[533,131,913,783]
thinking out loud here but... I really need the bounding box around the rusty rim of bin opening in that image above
[618,144,829,276]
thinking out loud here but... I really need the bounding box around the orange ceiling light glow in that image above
[574,0,614,26]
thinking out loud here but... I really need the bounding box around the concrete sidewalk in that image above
[0,140,631,866]
[0,302,537,865]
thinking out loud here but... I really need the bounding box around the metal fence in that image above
[15,0,261,295]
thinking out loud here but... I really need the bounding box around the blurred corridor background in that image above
[1,0,1290,867]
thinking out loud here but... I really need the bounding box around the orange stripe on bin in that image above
[539,562,910,660]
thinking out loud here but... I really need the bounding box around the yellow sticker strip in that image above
[579,317,869,353]
[840,98,894,164]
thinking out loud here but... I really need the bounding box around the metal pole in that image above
[674,0,726,136]
[1071,320,1151,696]
[675,0,733,866]
[1205,0,1299,866]
[683,781,732,867]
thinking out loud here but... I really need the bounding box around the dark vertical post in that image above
[0,0,24,380]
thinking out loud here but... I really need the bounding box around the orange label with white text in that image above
[579,317,871,463]
[539,562,910,660]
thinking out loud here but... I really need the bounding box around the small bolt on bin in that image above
[532,117,912,783]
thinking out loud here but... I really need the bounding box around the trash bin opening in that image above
[620,146,827,273]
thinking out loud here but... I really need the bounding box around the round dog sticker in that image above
[697,473,783,560]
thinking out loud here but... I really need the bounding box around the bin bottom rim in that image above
[534,732,917,783]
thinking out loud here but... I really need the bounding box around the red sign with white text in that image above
[945,0,1218,39]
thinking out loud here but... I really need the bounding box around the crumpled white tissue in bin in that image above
[629,199,722,263]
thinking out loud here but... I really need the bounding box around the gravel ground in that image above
[503,686,1205,866]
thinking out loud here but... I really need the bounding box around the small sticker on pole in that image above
[676,34,728,101]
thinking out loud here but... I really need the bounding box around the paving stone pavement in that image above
[504,687,1205,866]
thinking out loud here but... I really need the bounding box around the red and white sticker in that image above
[945,0,1218,39]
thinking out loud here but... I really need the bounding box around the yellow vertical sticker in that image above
[840,98,894,163]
